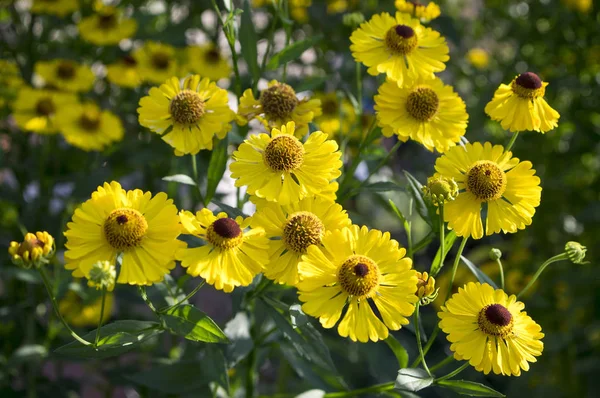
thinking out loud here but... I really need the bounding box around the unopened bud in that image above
[489,248,502,261]
[416,271,438,305]
[87,261,117,291]
[422,176,459,206]
[8,231,55,269]
[565,241,587,264]
[343,12,365,28]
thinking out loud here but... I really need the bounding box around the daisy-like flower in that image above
[439,282,544,376]
[138,75,234,155]
[375,77,468,152]
[12,88,77,134]
[59,290,114,328]
[238,80,322,138]
[298,225,418,342]
[183,44,232,81]
[251,196,351,286]
[56,102,124,151]
[313,92,357,139]
[434,142,542,239]
[350,12,449,87]
[485,72,560,133]
[230,122,342,205]
[134,41,179,85]
[35,59,95,92]
[177,209,270,293]
[31,0,78,17]
[78,6,137,46]
[395,0,441,22]
[106,55,142,88]
[64,181,183,286]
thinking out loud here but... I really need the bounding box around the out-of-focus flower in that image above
[562,0,593,13]
[12,88,77,134]
[343,12,365,28]
[87,261,117,292]
[467,48,490,69]
[313,92,356,139]
[58,290,113,328]
[133,41,179,85]
[106,55,142,88]
[31,0,79,17]
[78,6,137,46]
[183,44,232,81]
[0,60,25,108]
[395,0,441,22]
[8,231,55,269]
[35,59,95,92]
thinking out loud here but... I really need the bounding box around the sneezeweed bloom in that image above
[297,225,418,342]
[8,232,55,269]
[434,142,542,239]
[251,196,351,285]
[59,290,113,328]
[350,12,449,87]
[106,55,143,88]
[177,209,269,293]
[395,0,441,23]
[313,92,357,139]
[238,80,322,138]
[184,44,232,81]
[439,282,544,376]
[134,41,179,85]
[485,72,560,133]
[31,0,78,17]
[56,102,124,151]
[375,77,468,152]
[467,48,490,69]
[87,261,117,292]
[422,175,459,205]
[64,181,183,286]
[230,122,342,205]
[416,271,438,305]
[138,75,234,155]
[78,6,137,46]
[12,88,77,134]
[35,59,95,92]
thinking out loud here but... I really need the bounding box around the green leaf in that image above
[388,199,408,224]
[205,137,229,205]
[436,380,505,397]
[240,0,260,85]
[430,231,457,276]
[403,171,434,227]
[384,335,409,369]
[360,181,404,193]
[162,304,228,343]
[223,312,254,367]
[266,35,324,70]
[162,174,196,186]
[212,200,247,218]
[395,368,434,392]
[223,0,233,12]
[294,76,327,92]
[460,256,498,289]
[126,361,212,395]
[54,321,162,359]
[204,345,230,394]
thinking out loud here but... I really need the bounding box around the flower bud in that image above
[489,248,502,261]
[8,231,55,269]
[87,261,117,291]
[422,176,459,206]
[564,241,587,264]
[416,271,438,305]
[343,12,365,28]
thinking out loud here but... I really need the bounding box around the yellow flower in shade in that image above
[350,12,449,87]
[238,80,322,138]
[298,225,418,342]
[253,0,311,21]
[106,55,142,88]
[31,0,78,17]
[313,92,357,139]
[327,0,350,14]
[134,41,179,85]
[35,59,95,93]
[8,231,55,269]
[56,102,124,151]
[375,77,468,153]
[467,48,490,69]
[183,44,232,81]
[395,0,441,22]
[78,6,137,46]
[177,209,270,293]
[64,181,183,286]
[230,122,342,205]
[87,260,117,292]
[439,282,544,376]
[12,88,77,134]
[251,196,351,286]
[434,142,542,239]
[0,60,25,108]
[562,0,592,13]
[59,290,113,328]
[138,75,234,155]
[485,72,560,133]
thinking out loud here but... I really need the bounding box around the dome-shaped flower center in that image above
[206,217,244,250]
[205,48,221,64]
[511,72,544,99]
[259,83,299,120]
[282,211,324,253]
[98,12,117,29]
[406,86,439,121]
[478,303,514,337]
[385,24,419,55]
[122,55,137,67]
[103,208,148,251]
[79,109,102,131]
[151,52,171,70]
[337,255,380,298]
[263,135,305,172]
[466,160,507,201]
[57,62,76,80]
[36,97,55,116]
[169,90,205,125]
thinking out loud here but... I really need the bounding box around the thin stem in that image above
[517,253,568,299]
[210,0,242,97]
[505,132,519,152]
[38,268,92,346]
[323,382,395,398]
[414,303,431,376]
[190,154,205,205]
[411,327,439,368]
[94,288,107,347]
[158,281,206,313]
[355,62,363,117]
[429,355,455,373]
[138,286,159,315]
[496,259,505,290]
[433,204,445,276]
[435,362,470,382]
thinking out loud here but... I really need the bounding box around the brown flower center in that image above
[263,135,305,172]
[103,208,148,251]
[406,86,439,121]
[337,255,380,298]
[169,90,205,125]
[478,303,514,337]
[511,72,544,99]
[385,25,418,55]
[36,98,55,116]
[260,83,299,120]
[466,160,507,201]
[282,211,324,253]
[206,217,244,250]
[205,48,221,64]
[151,52,171,70]
[97,12,117,29]
[57,62,76,80]
[79,109,102,131]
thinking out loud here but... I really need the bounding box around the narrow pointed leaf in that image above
[395,368,433,392]
[460,256,498,289]
[266,35,324,70]
[436,380,505,397]
[162,304,228,343]
[384,335,409,368]
[404,171,434,227]
[162,174,196,186]
[205,137,229,205]
[240,0,260,85]
[430,230,457,276]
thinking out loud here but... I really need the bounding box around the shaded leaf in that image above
[162,174,196,186]
[384,335,409,369]
[294,76,327,92]
[361,181,404,193]
[162,304,228,343]
[267,35,324,70]
[204,345,230,394]
[126,361,212,395]
[436,380,505,397]
[205,137,229,205]
[212,200,247,218]
[395,368,433,392]
[404,171,434,227]
[460,256,498,289]
[240,0,260,85]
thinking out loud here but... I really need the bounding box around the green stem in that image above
[138,286,159,315]
[158,281,206,313]
[414,303,431,376]
[38,268,92,346]
[496,259,505,290]
[433,204,445,276]
[429,355,455,372]
[210,0,242,97]
[190,154,205,205]
[94,288,107,347]
[355,62,363,117]
[405,217,413,259]
[323,382,395,398]
[435,362,470,382]
[504,132,519,152]
[517,253,568,299]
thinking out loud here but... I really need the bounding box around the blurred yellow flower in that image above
[87,260,117,292]
[31,0,79,17]
[35,59,95,92]
[183,44,232,81]
[0,60,25,108]
[395,0,441,22]
[106,55,142,88]
[12,88,78,134]
[313,92,357,139]
[562,0,593,13]
[8,231,55,269]
[133,41,179,85]
[59,290,113,328]
[78,6,137,46]
[467,48,490,69]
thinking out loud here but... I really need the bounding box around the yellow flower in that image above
[59,290,113,328]
[133,41,179,85]
[8,231,55,269]
[415,271,436,298]
[254,0,312,21]
[467,48,490,69]
[251,196,351,286]
[395,0,441,22]
[78,6,137,46]
[106,55,143,88]
[313,92,357,139]
[562,0,593,13]
[35,59,95,92]
[31,0,79,17]
[238,80,322,139]
[56,102,124,151]
[327,0,350,14]
[350,12,448,87]
[0,60,25,108]
[230,122,342,205]
[298,225,418,342]
[138,75,234,155]
[439,282,544,376]
[375,77,468,153]
[485,72,560,133]
[434,142,542,239]
[87,260,117,292]
[177,209,270,293]
[12,88,77,134]
[64,181,183,286]
[183,44,232,81]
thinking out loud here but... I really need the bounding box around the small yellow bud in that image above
[565,241,587,264]
[8,231,55,269]
[416,271,438,305]
[87,261,117,292]
[422,176,459,206]
[489,248,502,261]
